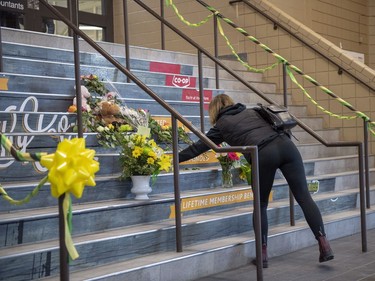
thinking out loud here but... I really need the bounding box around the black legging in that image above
[255,134,325,245]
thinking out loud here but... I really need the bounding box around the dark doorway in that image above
[0,0,114,42]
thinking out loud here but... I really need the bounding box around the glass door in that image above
[0,0,114,42]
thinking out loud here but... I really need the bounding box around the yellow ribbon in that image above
[40,138,100,260]
[40,138,100,198]
[63,193,79,260]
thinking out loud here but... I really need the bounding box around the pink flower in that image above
[105,92,116,100]
[227,152,239,161]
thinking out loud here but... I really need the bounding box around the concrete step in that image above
[297,142,358,159]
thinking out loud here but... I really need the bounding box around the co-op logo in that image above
[172,75,191,88]
[0,0,25,11]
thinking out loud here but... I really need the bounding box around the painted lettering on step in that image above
[181,89,213,104]
[169,189,273,218]
[165,75,196,88]
[151,116,190,132]
[0,96,76,172]
[180,150,218,165]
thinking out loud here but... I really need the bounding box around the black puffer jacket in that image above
[179,103,279,162]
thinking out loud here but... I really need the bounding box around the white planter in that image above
[130,175,152,200]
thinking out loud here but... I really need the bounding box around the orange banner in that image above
[151,116,190,132]
[0,78,9,90]
[180,150,218,165]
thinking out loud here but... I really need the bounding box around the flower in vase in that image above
[216,144,241,188]
[118,133,172,180]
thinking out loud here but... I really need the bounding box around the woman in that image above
[179,94,334,268]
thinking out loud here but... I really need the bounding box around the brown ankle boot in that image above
[317,235,334,263]
[252,244,268,268]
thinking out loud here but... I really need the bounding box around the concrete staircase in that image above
[0,28,375,281]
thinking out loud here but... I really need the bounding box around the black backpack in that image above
[255,103,297,131]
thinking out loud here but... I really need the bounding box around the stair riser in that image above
[0,91,214,121]
[298,145,358,159]
[292,129,340,142]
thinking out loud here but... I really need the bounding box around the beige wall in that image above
[268,0,371,67]
[114,0,375,153]
[368,0,375,68]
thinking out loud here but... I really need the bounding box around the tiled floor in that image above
[194,229,375,281]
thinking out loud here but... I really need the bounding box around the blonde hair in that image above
[208,94,235,125]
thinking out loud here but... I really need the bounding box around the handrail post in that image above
[58,195,69,281]
[363,119,370,208]
[160,0,165,50]
[282,64,295,226]
[358,143,367,252]
[198,50,205,132]
[68,0,83,138]
[0,27,3,72]
[213,14,219,89]
[172,116,183,252]
[251,148,263,281]
[282,64,288,107]
[123,0,131,83]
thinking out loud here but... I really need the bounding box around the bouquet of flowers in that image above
[117,133,172,180]
[216,144,241,188]
[239,159,252,185]
[67,74,192,149]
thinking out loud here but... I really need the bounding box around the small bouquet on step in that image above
[239,159,252,185]
[216,143,241,188]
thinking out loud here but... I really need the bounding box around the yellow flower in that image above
[147,157,155,165]
[148,151,157,159]
[132,146,143,158]
[158,155,172,171]
[107,124,114,130]
[148,139,157,147]
[119,133,172,179]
